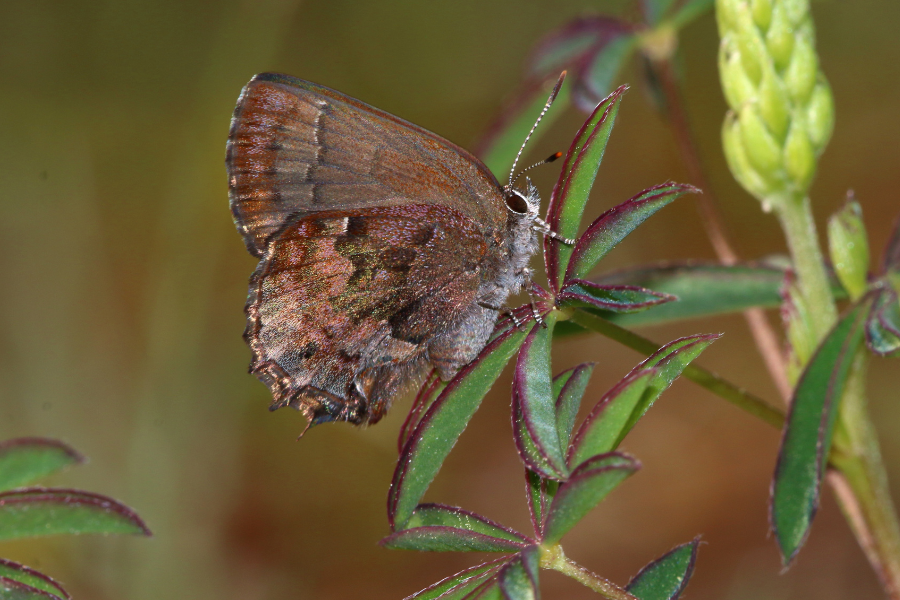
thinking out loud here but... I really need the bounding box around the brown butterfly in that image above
[226,72,568,427]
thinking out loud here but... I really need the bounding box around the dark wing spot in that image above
[346,216,368,236]
[381,247,416,272]
[410,224,435,246]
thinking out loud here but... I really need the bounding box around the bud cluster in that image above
[716,0,834,208]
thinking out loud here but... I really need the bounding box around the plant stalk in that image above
[541,544,638,600]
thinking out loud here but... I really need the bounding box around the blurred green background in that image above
[1,1,898,598]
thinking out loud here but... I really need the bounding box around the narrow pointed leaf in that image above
[559,280,675,313]
[399,370,444,453]
[477,77,570,179]
[390,319,529,529]
[0,577,64,600]
[0,560,69,600]
[565,183,697,282]
[544,85,628,290]
[405,558,507,600]
[572,35,637,113]
[670,0,715,29]
[771,297,874,564]
[465,580,504,600]
[554,363,596,450]
[0,438,85,492]
[529,18,633,80]
[641,0,677,26]
[382,504,530,552]
[513,315,567,478]
[881,215,900,273]
[0,487,151,539]
[498,546,540,600]
[866,287,900,357]
[513,390,565,480]
[542,452,640,544]
[525,470,546,537]
[568,369,655,469]
[625,538,700,600]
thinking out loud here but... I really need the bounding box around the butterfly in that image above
[225,72,568,427]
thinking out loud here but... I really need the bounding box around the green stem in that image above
[775,194,838,337]
[569,309,785,428]
[541,544,638,600]
[830,354,900,598]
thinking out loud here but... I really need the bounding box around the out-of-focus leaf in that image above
[498,546,540,600]
[389,318,529,529]
[477,76,570,179]
[542,452,639,544]
[529,17,633,79]
[0,558,70,600]
[670,0,715,29]
[592,262,786,326]
[399,370,443,454]
[771,297,874,564]
[568,370,655,469]
[565,183,697,283]
[0,559,69,600]
[866,287,900,356]
[881,215,900,273]
[828,198,869,301]
[0,488,151,540]
[641,0,677,26]
[404,558,507,600]
[558,280,675,313]
[572,35,637,112]
[625,539,699,600]
[554,363,596,450]
[544,85,628,291]
[512,315,567,479]
[0,438,84,492]
[381,503,530,552]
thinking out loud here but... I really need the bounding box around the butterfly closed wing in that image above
[226,73,549,426]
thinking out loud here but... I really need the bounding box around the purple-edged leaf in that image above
[465,580,504,600]
[591,262,789,326]
[524,470,558,538]
[0,487,151,539]
[882,215,900,273]
[389,321,529,529]
[559,280,675,313]
[405,558,508,600]
[543,452,639,544]
[498,546,540,600]
[565,183,698,283]
[477,76,570,179]
[0,438,85,492]
[512,315,567,479]
[544,85,628,291]
[529,17,633,79]
[554,363,596,450]
[382,503,530,552]
[0,560,69,600]
[626,538,700,600]
[568,370,655,469]
[866,287,900,356]
[0,576,64,600]
[771,296,874,565]
[399,370,444,454]
[571,35,636,113]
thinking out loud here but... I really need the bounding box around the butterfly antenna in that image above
[506,71,567,191]
[510,151,563,189]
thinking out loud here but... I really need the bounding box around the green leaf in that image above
[574,35,637,112]
[529,17,632,79]
[542,453,639,544]
[554,363,596,451]
[389,320,529,529]
[558,280,674,313]
[498,546,540,600]
[512,315,567,478]
[771,297,874,564]
[0,438,84,492]
[0,576,65,600]
[381,504,529,552]
[0,488,151,540]
[642,0,677,27]
[477,77,570,179]
[669,0,715,29]
[568,370,655,469]
[544,85,628,290]
[565,183,697,283]
[398,370,444,454]
[0,559,69,600]
[866,287,900,357]
[626,538,700,600]
[405,558,507,600]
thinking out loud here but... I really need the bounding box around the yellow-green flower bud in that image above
[716,0,834,208]
[828,199,870,300]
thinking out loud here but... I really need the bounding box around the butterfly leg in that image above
[531,217,575,245]
[478,301,528,330]
[521,268,546,328]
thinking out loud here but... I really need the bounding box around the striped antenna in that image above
[506,71,567,190]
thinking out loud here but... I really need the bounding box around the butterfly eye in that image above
[505,191,530,214]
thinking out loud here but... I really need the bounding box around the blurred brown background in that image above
[1,1,898,598]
